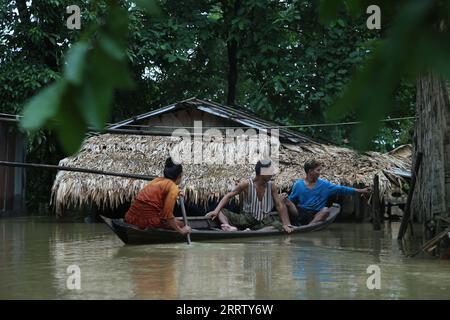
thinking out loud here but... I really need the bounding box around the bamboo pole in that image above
[0,160,157,181]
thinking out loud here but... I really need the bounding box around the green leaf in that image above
[64,42,89,85]
[207,12,222,21]
[55,102,87,155]
[133,0,163,16]
[343,0,364,17]
[91,48,134,89]
[99,34,125,61]
[20,81,65,131]
[319,0,341,24]
[167,54,177,63]
[79,71,114,130]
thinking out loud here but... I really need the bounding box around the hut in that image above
[50,98,412,220]
[0,114,26,214]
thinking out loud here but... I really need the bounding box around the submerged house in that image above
[50,98,411,220]
[0,114,26,214]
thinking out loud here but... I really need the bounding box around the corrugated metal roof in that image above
[109,98,319,144]
[108,104,177,130]
[385,167,412,179]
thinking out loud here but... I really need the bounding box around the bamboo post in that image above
[372,174,381,231]
[0,160,157,181]
[398,152,423,241]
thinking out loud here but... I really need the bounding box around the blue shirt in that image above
[288,178,356,212]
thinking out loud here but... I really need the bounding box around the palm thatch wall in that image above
[50,133,411,215]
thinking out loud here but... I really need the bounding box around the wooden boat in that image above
[101,204,340,245]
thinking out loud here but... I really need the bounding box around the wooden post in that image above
[380,199,385,223]
[355,183,365,222]
[355,192,361,221]
[398,152,423,240]
[372,174,381,231]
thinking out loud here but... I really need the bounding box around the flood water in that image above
[0,217,449,300]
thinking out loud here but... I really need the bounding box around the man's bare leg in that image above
[217,211,238,231]
[216,210,229,225]
[309,207,330,225]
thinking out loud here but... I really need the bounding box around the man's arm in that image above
[355,187,371,194]
[205,180,248,219]
[167,217,191,235]
[327,181,371,196]
[282,181,300,219]
[272,184,293,234]
[162,186,191,235]
[282,195,299,219]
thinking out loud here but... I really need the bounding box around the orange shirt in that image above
[125,177,179,229]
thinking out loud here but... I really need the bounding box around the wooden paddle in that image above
[179,196,191,245]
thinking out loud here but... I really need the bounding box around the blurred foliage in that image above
[19,0,160,155]
[320,0,450,150]
[1,0,416,154]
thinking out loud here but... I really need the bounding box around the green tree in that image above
[320,0,450,236]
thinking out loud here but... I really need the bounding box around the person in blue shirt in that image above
[282,159,370,225]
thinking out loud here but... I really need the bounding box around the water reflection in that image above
[0,218,449,299]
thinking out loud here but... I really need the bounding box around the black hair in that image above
[255,159,272,176]
[164,157,183,180]
[304,159,321,174]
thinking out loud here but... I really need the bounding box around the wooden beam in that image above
[409,228,450,257]
[398,152,423,240]
[436,214,450,225]
[0,161,157,181]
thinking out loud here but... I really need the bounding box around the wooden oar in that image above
[179,196,191,245]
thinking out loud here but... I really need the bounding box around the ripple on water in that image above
[0,219,449,299]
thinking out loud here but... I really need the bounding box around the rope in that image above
[0,112,416,129]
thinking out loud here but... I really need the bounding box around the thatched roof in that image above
[51,133,411,214]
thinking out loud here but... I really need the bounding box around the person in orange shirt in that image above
[125,157,191,236]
